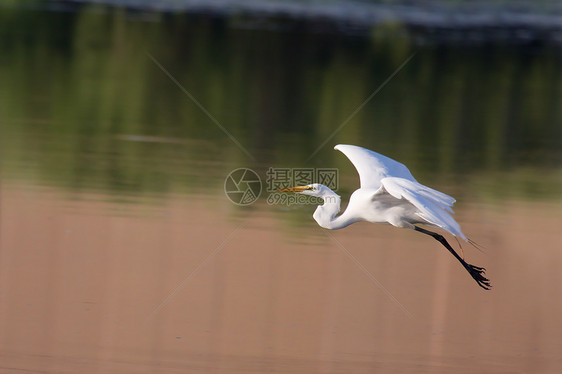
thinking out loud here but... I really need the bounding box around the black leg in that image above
[414,226,491,290]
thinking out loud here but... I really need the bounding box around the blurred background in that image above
[1,1,561,373]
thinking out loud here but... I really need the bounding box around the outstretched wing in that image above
[335,144,465,239]
[335,144,416,189]
[381,177,466,240]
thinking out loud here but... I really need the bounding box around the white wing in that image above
[381,177,466,240]
[335,144,416,189]
[335,144,466,240]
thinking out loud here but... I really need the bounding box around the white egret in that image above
[278,144,491,290]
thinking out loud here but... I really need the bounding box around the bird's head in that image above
[276,183,330,197]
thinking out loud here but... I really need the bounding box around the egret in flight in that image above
[278,144,491,290]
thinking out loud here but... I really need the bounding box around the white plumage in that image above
[278,144,491,290]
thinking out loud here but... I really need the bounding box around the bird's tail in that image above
[455,236,487,258]
[468,238,487,254]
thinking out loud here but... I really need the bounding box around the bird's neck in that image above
[312,193,353,230]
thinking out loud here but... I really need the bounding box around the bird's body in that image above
[278,144,491,290]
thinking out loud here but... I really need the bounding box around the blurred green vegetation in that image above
[0,7,560,202]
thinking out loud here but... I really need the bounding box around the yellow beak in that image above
[276,186,311,193]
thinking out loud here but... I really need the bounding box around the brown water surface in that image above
[1,186,561,373]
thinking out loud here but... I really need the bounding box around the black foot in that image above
[465,263,492,290]
[414,226,492,290]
